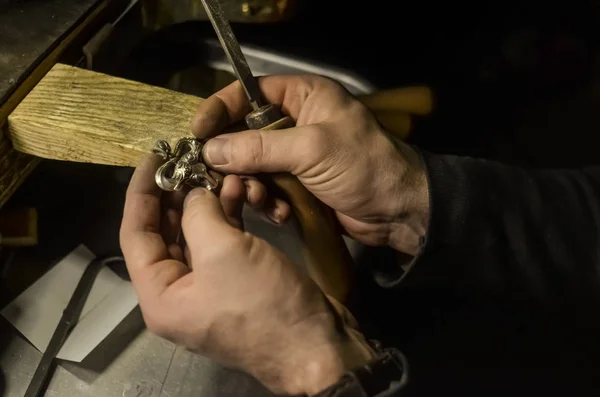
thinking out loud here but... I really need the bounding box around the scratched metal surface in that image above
[0,0,101,104]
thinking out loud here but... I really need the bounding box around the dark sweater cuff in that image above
[372,149,466,288]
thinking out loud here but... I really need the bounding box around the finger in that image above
[184,244,192,265]
[181,188,241,255]
[160,208,181,245]
[220,174,246,229]
[161,189,187,245]
[167,241,184,262]
[163,188,188,211]
[120,154,189,294]
[202,125,316,174]
[191,82,250,139]
[191,75,324,139]
[240,177,291,225]
[335,211,389,246]
[264,197,292,225]
[242,177,267,210]
[121,154,165,266]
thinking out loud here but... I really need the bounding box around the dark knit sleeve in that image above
[376,150,600,306]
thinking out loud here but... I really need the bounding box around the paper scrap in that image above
[1,244,139,362]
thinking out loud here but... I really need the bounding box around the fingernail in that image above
[184,188,207,208]
[267,207,281,224]
[204,138,229,166]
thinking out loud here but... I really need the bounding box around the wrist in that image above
[387,142,430,256]
[288,329,374,396]
[249,313,375,396]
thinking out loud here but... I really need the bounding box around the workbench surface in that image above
[0,0,100,104]
[0,319,272,397]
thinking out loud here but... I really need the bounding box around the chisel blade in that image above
[200,0,263,111]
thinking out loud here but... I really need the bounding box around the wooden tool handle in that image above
[261,116,353,302]
[359,86,433,115]
[359,86,434,141]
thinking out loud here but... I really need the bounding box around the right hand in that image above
[192,75,429,256]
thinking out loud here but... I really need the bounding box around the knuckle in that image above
[306,74,338,90]
[233,232,257,256]
[290,75,340,100]
[291,74,321,92]
[345,100,379,137]
[240,232,270,263]
[352,100,375,121]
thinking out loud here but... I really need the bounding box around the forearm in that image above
[388,150,600,305]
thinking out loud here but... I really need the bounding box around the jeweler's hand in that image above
[193,75,429,256]
[120,155,374,395]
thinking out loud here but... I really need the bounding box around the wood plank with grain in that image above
[8,64,203,166]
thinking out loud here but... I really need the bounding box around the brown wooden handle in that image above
[261,116,353,302]
[359,86,434,115]
[359,86,434,141]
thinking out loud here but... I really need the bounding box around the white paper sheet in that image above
[1,244,139,362]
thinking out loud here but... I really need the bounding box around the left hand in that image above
[120,154,374,395]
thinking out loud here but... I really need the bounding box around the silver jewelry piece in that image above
[153,138,219,192]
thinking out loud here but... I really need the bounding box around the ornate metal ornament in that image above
[153,138,219,192]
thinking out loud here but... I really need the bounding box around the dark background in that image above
[222,2,600,396]
[230,0,600,166]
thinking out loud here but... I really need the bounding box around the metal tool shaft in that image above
[200,0,263,111]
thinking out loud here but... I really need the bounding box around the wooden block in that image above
[358,86,434,116]
[8,64,203,167]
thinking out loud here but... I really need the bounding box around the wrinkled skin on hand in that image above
[193,75,429,256]
[120,155,373,395]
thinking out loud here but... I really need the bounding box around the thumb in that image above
[202,126,315,175]
[181,188,239,253]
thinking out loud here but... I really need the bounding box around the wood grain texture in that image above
[8,64,204,166]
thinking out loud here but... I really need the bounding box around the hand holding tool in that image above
[200,0,353,301]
